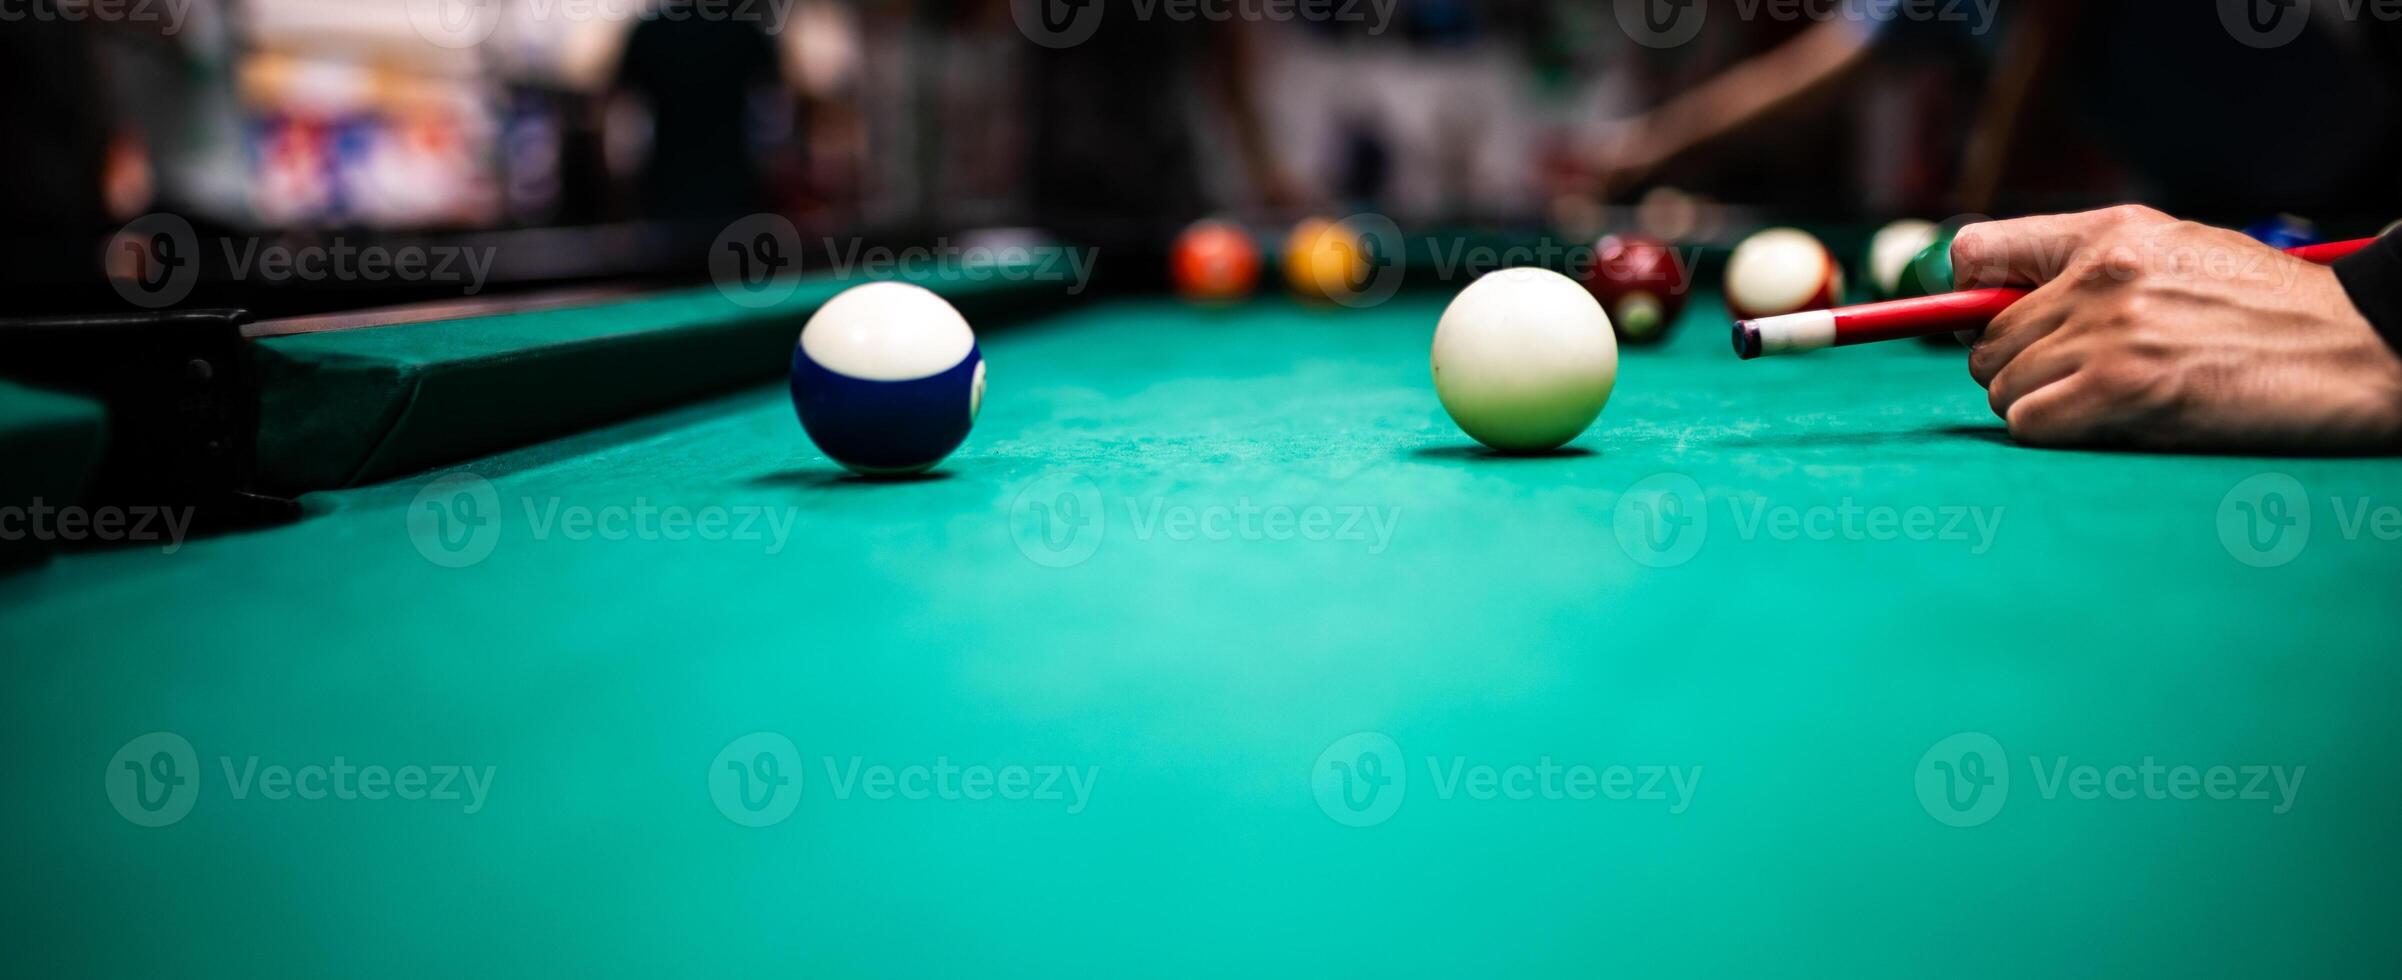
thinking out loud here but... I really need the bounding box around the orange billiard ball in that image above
[1170,220,1261,303]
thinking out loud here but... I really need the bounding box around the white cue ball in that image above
[1725,227,1843,320]
[1431,267,1618,453]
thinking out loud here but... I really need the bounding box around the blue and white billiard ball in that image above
[790,282,985,475]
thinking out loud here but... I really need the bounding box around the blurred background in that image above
[3,0,2399,313]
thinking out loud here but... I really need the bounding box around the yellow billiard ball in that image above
[1283,217,1368,303]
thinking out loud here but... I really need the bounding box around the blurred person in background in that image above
[1586,0,2402,219]
[1012,3,1297,270]
[0,4,138,247]
[612,0,792,224]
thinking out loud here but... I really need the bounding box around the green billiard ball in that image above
[1891,228,1958,300]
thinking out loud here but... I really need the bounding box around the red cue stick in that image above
[1734,236,2377,360]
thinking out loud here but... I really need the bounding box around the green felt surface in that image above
[0,379,107,500]
[5,289,2401,977]
[0,380,108,565]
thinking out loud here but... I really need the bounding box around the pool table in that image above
[5,273,2400,978]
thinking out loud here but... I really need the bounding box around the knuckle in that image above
[1969,345,2000,385]
[2122,325,2174,361]
[2005,403,2064,445]
[2085,364,2138,399]
[2088,363,2177,412]
[2105,204,2168,226]
[1949,225,1990,265]
[2095,248,2146,281]
[2114,291,2153,323]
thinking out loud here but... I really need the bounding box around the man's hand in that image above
[1951,206,2402,453]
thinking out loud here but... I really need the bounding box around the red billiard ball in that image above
[1171,220,1261,303]
[1584,234,1690,346]
[1724,227,1843,321]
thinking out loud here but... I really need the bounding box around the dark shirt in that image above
[2337,233,2402,355]
[0,5,111,237]
[617,6,784,223]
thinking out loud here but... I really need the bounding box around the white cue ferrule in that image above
[1752,310,1837,356]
